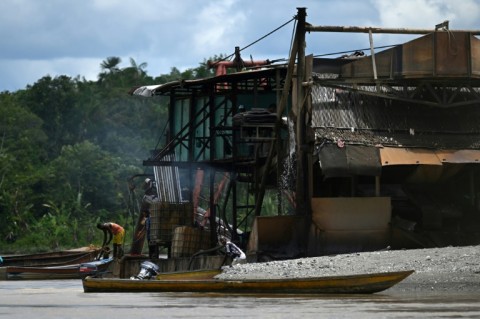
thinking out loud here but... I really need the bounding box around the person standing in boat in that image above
[97,222,125,259]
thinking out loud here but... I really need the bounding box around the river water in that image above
[1,279,479,318]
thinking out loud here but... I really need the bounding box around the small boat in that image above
[82,269,414,294]
[156,269,222,280]
[4,258,113,280]
[1,247,100,267]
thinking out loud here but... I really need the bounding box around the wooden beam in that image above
[306,25,480,35]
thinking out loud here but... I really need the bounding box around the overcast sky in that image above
[1,0,480,92]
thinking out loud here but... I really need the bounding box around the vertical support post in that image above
[368,29,380,92]
[375,176,381,197]
[188,91,197,203]
[295,7,310,216]
[208,87,217,246]
[275,68,282,216]
[232,172,238,240]
[168,90,175,148]
[368,29,378,80]
[230,82,239,237]
[305,54,314,209]
[470,170,475,207]
[209,169,216,245]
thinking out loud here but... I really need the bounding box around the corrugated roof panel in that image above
[132,84,165,97]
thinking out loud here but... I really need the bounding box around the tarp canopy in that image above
[318,145,480,177]
[318,144,381,177]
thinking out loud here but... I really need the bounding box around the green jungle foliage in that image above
[0,56,219,253]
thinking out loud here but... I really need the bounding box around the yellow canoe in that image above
[83,270,414,294]
[155,269,222,280]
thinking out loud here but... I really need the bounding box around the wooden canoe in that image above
[83,270,414,294]
[5,258,113,280]
[155,269,222,280]
[1,247,100,267]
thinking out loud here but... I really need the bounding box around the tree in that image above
[0,92,48,237]
[47,140,139,215]
[19,75,81,158]
[100,56,122,74]
[0,54,227,251]
[128,57,148,77]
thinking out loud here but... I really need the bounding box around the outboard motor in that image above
[131,261,160,280]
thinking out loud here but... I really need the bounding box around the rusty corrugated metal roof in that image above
[131,66,287,97]
[340,32,480,80]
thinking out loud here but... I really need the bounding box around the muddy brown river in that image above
[1,279,479,318]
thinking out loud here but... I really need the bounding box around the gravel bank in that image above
[216,245,480,293]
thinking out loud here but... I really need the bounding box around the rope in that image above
[240,16,297,53]
[289,17,298,56]
[209,16,297,68]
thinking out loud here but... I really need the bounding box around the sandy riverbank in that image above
[216,245,480,293]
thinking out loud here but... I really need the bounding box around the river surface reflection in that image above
[1,279,479,318]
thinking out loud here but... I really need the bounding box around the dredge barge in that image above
[116,8,480,277]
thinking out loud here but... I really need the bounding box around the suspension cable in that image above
[240,16,297,53]
[210,15,297,67]
[289,17,297,55]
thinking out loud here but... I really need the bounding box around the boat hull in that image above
[155,269,222,280]
[1,247,100,267]
[5,258,113,280]
[83,270,414,294]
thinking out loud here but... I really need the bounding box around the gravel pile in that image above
[216,245,480,293]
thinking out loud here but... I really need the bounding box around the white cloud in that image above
[1,0,479,92]
[374,0,451,28]
[370,0,480,49]
[191,0,247,58]
[0,57,101,91]
[373,0,480,29]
